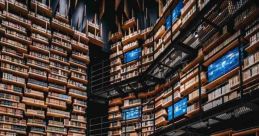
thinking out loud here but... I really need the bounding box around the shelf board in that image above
[71,54,90,64]
[122,32,141,45]
[181,53,203,74]
[211,129,233,136]
[0,67,28,78]
[180,68,199,85]
[31,1,52,17]
[180,75,207,96]
[26,82,49,92]
[188,93,207,104]
[1,78,25,88]
[6,1,28,16]
[48,86,66,94]
[28,13,50,28]
[24,54,49,64]
[181,0,196,17]
[109,32,123,43]
[185,108,200,118]
[122,18,136,30]
[245,40,259,54]
[51,20,74,34]
[232,128,259,136]
[1,22,27,35]
[3,12,31,29]
[31,27,51,38]
[88,33,104,47]
[234,8,259,30]
[27,122,46,128]
[203,38,240,67]
[74,31,89,44]
[4,32,31,45]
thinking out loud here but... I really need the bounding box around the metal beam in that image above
[202,17,221,31]
[176,42,197,56]
[146,75,165,84]
[115,86,126,96]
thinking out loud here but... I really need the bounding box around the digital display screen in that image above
[124,48,141,63]
[164,0,183,30]
[172,0,183,23]
[165,15,172,30]
[208,47,240,82]
[168,97,188,121]
[122,106,141,120]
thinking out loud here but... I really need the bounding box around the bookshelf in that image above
[104,0,259,135]
[0,1,90,135]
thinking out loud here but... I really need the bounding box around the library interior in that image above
[0,0,258,136]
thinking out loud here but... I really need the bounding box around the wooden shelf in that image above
[109,32,123,43]
[1,78,25,88]
[74,31,89,44]
[4,32,31,45]
[71,54,90,64]
[188,93,207,104]
[26,82,49,92]
[232,128,259,136]
[0,67,28,78]
[6,0,28,16]
[186,108,200,117]
[71,42,89,53]
[29,44,49,55]
[28,72,47,81]
[180,73,207,96]
[88,33,104,47]
[211,129,233,136]
[121,103,141,110]
[51,19,74,34]
[24,89,44,100]
[234,8,259,30]
[246,40,259,54]
[31,0,52,17]
[181,52,203,74]
[48,86,66,94]
[2,11,31,29]
[31,26,52,39]
[55,12,69,24]
[122,31,141,45]
[28,12,50,28]
[181,0,196,18]
[203,32,231,54]
[122,18,136,30]
[22,98,47,108]
[203,38,240,67]
[24,54,49,64]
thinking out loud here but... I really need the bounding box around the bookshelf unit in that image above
[0,1,90,135]
[101,0,259,135]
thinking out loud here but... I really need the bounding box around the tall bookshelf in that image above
[0,0,90,135]
[106,0,259,135]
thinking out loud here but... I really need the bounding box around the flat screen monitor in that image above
[167,97,188,121]
[122,106,141,120]
[172,0,183,23]
[208,47,240,82]
[165,16,172,30]
[124,48,141,63]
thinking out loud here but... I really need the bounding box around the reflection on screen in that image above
[124,48,141,63]
[122,106,141,120]
[168,97,188,121]
[208,47,240,82]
